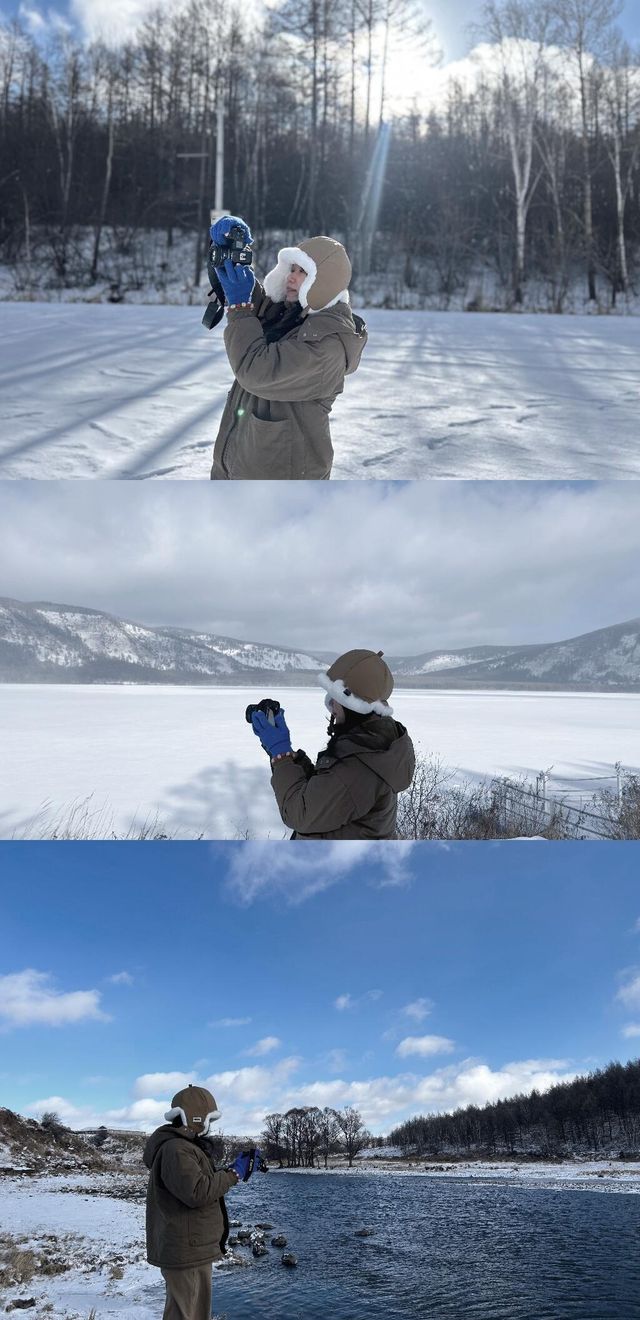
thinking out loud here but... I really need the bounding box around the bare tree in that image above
[551,0,623,301]
[481,0,554,304]
[600,32,640,300]
[335,1105,370,1166]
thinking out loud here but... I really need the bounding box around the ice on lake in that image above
[0,304,638,479]
[2,684,638,839]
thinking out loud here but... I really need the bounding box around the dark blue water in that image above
[212,1172,640,1320]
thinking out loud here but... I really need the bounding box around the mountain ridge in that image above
[1,597,639,689]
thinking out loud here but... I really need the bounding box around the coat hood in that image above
[143,1123,193,1170]
[263,236,351,311]
[297,302,367,376]
[331,717,415,794]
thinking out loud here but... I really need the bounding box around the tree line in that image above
[0,0,638,307]
[388,1059,640,1157]
[262,1105,371,1167]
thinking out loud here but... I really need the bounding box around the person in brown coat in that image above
[144,1084,239,1320]
[250,650,416,839]
[210,221,367,480]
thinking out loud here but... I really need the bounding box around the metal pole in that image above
[215,104,224,213]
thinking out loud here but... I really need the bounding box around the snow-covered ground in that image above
[0,304,638,480]
[0,1174,160,1319]
[1,684,638,839]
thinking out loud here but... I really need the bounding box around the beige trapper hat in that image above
[318,649,394,717]
[165,1084,221,1134]
[263,236,351,312]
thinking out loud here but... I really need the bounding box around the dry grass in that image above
[0,1242,39,1286]
[10,794,199,840]
[396,754,639,840]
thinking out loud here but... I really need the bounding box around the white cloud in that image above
[25,1095,100,1126]
[107,971,134,986]
[266,1057,576,1132]
[224,841,417,905]
[243,1036,281,1057]
[616,972,640,1012]
[18,3,71,36]
[396,1035,455,1058]
[210,1016,252,1028]
[27,1055,577,1136]
[133,1071,195,1099]
[326,1049,348,1073]
[401,998,433,1022]
[0,970,108,1029]
[621,1024,640,1039]
[334,990,382,1012]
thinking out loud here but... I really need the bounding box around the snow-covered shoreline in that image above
[276,1157,640,1192]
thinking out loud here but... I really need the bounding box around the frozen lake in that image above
[0,304,638,479]
[2,684,638,839]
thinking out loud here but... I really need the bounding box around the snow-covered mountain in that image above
[1,598,638,687]
[389,619,640,687]
[0,598,323,682]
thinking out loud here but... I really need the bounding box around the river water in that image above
[212,1171,640,1320]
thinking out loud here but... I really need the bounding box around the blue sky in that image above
[1,842,639,1136]
[4,0,639,60]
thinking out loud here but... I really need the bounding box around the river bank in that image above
[1,1161,639,1317]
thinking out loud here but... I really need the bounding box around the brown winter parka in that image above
[211,282,367,481]
[144,1125,237,1269]
[271,715,416,840]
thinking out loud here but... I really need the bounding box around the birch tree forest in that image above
[0,0,638,307]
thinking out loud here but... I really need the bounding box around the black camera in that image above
[202,225,254,330]
[208,224,253,275]
[245,698,281,726]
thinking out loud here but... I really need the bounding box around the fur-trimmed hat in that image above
[318,649,394,717]
[263,236,351,312]
[165,1085,221,1134]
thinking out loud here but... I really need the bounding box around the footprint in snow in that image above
[362,448,405,467]
[424,436,449,450]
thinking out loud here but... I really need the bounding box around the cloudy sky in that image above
[1,481,639,655]
[1,841,638,1136]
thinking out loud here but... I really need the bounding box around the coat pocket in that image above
[230,413,297,480]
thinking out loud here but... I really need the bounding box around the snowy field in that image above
[0,304,638,479]
[2,684,638,839]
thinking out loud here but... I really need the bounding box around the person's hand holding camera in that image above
[209,214,253,245]
[217,257,256,308]
[251,708,293,760]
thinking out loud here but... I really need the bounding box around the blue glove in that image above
[217,258,255,307]
[210,214,253,245]
[251,709,292,759]
[230,1151,252,1181]
[229,1148,267,1181]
